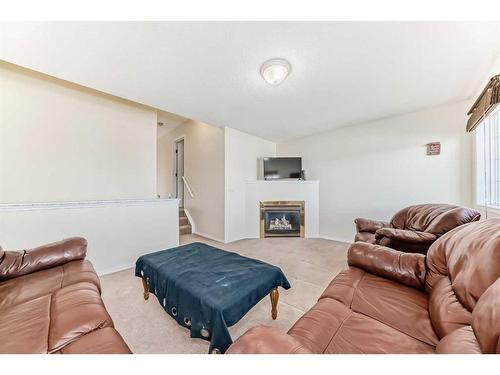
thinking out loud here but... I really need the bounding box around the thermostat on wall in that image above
[426,142,441,155]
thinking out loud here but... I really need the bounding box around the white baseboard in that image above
[317,235,352,244]
[192,231,226,244]
[183,207,196,233]
[98,263,134,277]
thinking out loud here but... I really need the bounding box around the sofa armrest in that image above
[374,228,437,244]
[347,242,426,289]
[226,326,312,354]
[0,237,87,281]
[354,218,391,233]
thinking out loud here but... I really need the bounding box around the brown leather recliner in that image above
[227,218,500,354]
[0,237,131,354]
[354,203,481,254]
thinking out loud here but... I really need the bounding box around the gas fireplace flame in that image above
[269,215,293,231]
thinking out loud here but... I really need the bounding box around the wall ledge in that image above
[0,198,180,211]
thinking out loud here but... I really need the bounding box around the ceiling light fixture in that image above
[260,58,291,86]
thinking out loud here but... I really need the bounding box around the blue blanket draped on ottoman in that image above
[135,242,291,353]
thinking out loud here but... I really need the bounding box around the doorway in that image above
[174,138,185,207]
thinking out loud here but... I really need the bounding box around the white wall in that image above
[0,199,179,275]
[0,61,158,203]
[224,127,276,242]
[157,120,225,241]
[277,100,473,242]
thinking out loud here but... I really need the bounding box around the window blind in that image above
[475,106,500,209]
[467,75,500,132]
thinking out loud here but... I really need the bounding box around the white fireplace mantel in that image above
[245,180,320,239]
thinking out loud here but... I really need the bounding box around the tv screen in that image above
[263,157,302,180]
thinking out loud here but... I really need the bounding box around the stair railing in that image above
[182,176,195,198]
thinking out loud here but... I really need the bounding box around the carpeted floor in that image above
[100,234,350,353]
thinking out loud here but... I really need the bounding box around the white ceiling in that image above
[2,22,500,142]
[157,110,188,138]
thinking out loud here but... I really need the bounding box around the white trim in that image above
[193,231,226,244]
[0,198,180,212]
[317,235,352,244]
[182,176,195,198]
[183,207,196,233]
[474,205,500,218]
[98,263,134,277]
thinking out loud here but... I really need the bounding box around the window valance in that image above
[467,74,500,132]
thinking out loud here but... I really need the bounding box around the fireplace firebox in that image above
[260,201,305,238]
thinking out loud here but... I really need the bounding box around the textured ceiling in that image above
[2,21,500,141]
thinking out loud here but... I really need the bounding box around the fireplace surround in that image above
[260,201,305,238]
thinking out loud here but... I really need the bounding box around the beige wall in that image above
[224,127,276,242]
[157,120,225,241]
[277,100,473,242]
[0,61,158,203]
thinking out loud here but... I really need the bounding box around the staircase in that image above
[179,207,192,235]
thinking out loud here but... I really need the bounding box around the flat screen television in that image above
[263,157,302,180]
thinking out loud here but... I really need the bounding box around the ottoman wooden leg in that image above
[270,288,279,320]
[142,278,150,300]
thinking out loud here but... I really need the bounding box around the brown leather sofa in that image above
[0,237,131,353]
[354,203,481,254]
[227,218,500,354]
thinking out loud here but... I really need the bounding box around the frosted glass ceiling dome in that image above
[260,58,291,86]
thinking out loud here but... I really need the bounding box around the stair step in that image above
[179,216,189,226]
[180,224,192,235]
[179,208,187,218]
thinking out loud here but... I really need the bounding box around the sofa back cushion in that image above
[471,278,500,353]
[0,237,87,281]
[437,279,500,354]
[425,206,481,236]
[390,204,479,234]
[435,326,482,353]
[426,219,500,339]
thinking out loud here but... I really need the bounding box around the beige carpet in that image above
[100,235,350,353]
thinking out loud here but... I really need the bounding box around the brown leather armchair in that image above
[227,219,500,354]
[0,237,131,353]
[354,203,480,254]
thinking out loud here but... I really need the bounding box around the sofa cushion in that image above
[289,298,434,354]
[426,219,500,311]
[319,267,365,306]
[0,237,87,281]
[58,327,131,354]
[435,326,482,354]
[321,267,438,346]
[288,297,351,353]
[0,260,100,311]
[471,278,500,354]
[0,295,51,353]
[354,232,376,243]
[0,281,113,353]
[390,204,454,232]
[225,326,312,354]
[425,207,481,236]
[324,311,435,354]
[347,243,426,289]
[428,277,471,338]
[48,282,113,352]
